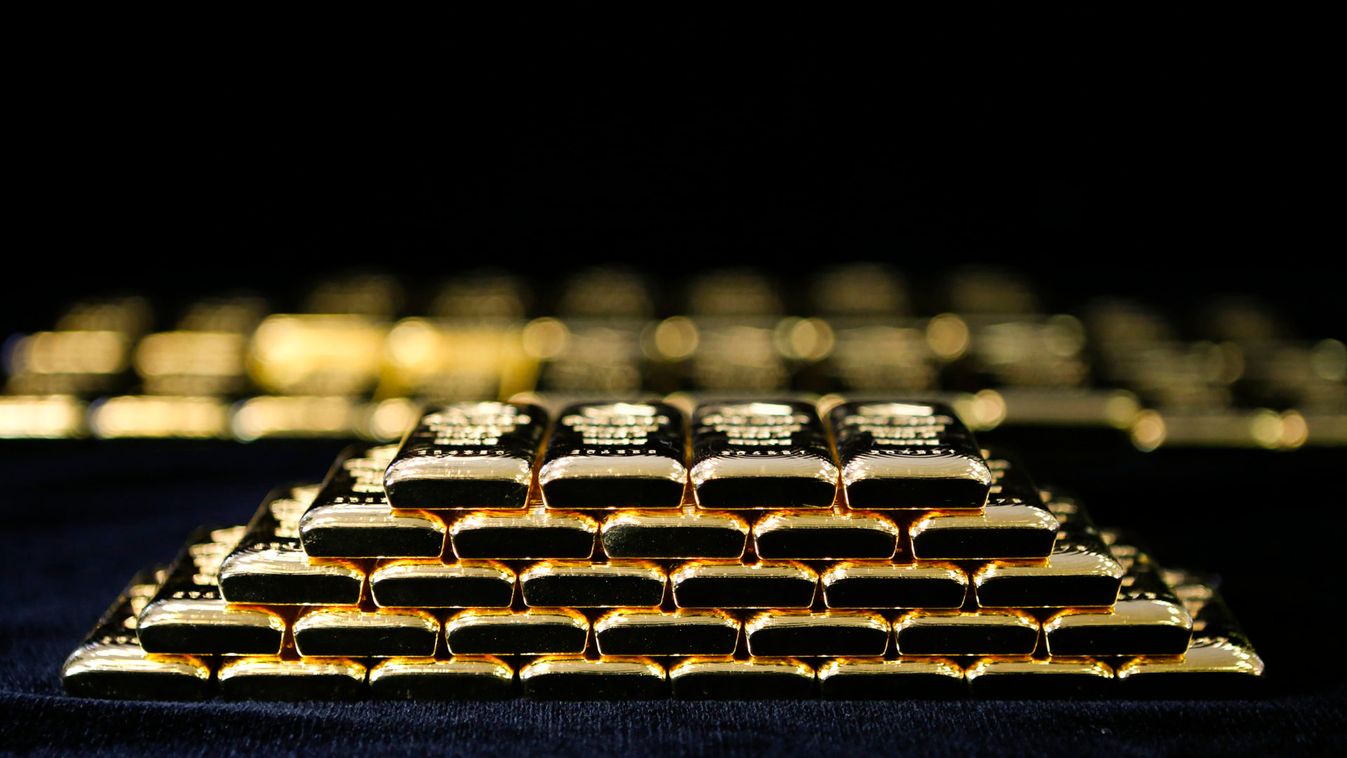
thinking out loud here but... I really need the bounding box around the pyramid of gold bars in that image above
[62,398,1264,700]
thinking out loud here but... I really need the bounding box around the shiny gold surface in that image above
[444,608,590,655]
[751,509,899,559]
[449,508,598,560]
[668,657,815,699]
[670,560,819,609]
[744,610,889,656]
[894,609,1040,656]
[600,507,749,559]
[138,599,286,647]
[518,561,666,608]
[368,656,514,687]
[61,642,212,685]
[909,505,1059,558]
[821,561,968,609]
[593,609,740,656]
[292,607,440,657]
[817,657,964,684]
[369,559,516,608]
[817,656,967,698]
[964,656,1114,697]
[519,655,667,699]
[217,655,367,695]
[1116,638,1266,680]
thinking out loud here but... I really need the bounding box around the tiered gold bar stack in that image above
[61,399,1264,700]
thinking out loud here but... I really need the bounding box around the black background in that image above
[6,9,1340,329]
[4,9,1345,754]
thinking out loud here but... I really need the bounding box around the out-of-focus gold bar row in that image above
[4,267,1344,446]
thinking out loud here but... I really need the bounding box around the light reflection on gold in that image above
[521,318,569,360]
[925,313,969,361]
[1130,410,1166,452]
[774,317,835,361]
[1311,339,1347,381]
[646,316,699,361]
[362,398,421,441]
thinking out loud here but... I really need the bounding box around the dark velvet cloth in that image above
[2,440,1344,756]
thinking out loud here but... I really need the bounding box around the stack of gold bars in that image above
[60,398,1264,699]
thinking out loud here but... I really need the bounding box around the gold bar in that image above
[689,400,838,510]
[539,401,687,509]
[752,509,899,560]
[669,657,815,699]
[1043,542,1193,657]
[811,264,910,317]
[972,495,1123,608]
[671,560,818,609]
[4,330,131,395]
[909,454,1058,560]
[519,561,666,608]
[382,318,530,401]
[989,387,1140,429]
[230,395,364,440]
[292,607,440,658]
[744,611,889,657]
[600,507,748,560]
[519,656,667,699]
[449,508,597,560]
[0,395,86,439]
[682,318,790,392]
[62,568,212,700]
[894,610,1040,656]
[383,402,548,510]
[1129,408,1287,451]
[299,445,446,558]
[219,484,365,606]
[821,562,968,609]
[1116,572,1265,696]
[88,395,232,439]
[369,560,515,608]
[218,655,366,700]
[133,330,249,396]
[445,609,589,656]
[817,658,965,699]
[368,656,514,699]
[965,657,1114,698]
[821,321,937,393]
[137,526,285,656]
[529,318,649,393]
[827,400,991,510]
[558,267,655,319]
[247,314,388,395]
[593,609,740,656]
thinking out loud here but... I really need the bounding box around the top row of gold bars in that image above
[294,398,1064,563]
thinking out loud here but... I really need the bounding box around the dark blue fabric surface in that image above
[2,441,1344,756]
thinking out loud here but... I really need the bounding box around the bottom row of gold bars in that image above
[62,487,1264,700]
